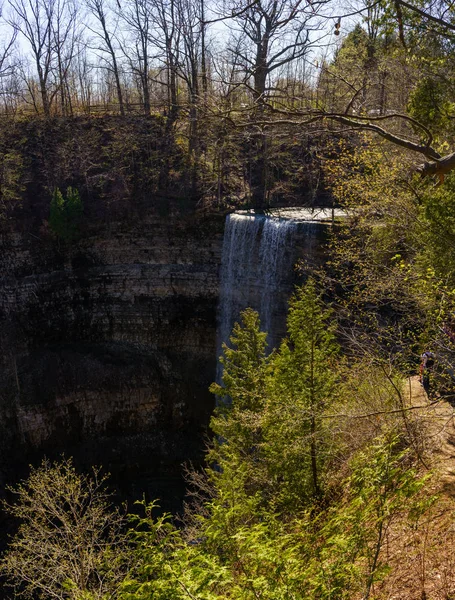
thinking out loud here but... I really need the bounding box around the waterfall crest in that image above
[216,213,297,380]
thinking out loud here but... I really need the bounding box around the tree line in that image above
[0,0,332,118]
[1,0,455,204]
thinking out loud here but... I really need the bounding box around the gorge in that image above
[0,206,332,509]
[0,1,452,591]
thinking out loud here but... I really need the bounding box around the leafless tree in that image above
[117,0,152,115]
[148,0,180,122]
[85,0,125,114]
[226,0,327,103]
[0,3,18,111]
[214,0,328,205]
[52,0,79,115]
[176,0,202,151]
[0,458,127,600]
[8,0,79,116]
[0,2,17,79]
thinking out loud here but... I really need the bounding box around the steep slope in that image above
[0,212,224,504]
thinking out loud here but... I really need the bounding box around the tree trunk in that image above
[38,67,51,117]
[250,34,270,207]
[142,71,151,116]
[99,13,124,116]
[113,58,125,116]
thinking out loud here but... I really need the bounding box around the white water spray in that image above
[216,213,297,382]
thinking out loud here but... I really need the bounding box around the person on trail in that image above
[420,351,435,395]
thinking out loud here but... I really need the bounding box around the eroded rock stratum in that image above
[0,200,330,509]
[0,212,223,505]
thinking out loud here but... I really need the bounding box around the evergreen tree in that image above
[49,187,66,239]
[266,278,339,505]
[209,280,340,514]
[116,284,433,600]
[208,308,270,523]
[49,187,83,241]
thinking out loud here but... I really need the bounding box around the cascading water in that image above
[216,213,298,383]
[258,217,298,342]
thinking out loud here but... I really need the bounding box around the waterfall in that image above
[258,217,297,342]
[216,213,298,382]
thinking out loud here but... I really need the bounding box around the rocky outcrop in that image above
[0,212,224,506]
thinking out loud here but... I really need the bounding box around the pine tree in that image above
[49,187,83,241]
[49,187,66,239]
[209,308,270,514]
[265,277,339,505]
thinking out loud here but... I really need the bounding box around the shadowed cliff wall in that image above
[0,113,333,510]
[0,209,331,510]
[0,212,224,506]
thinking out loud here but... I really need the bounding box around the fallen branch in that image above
[417,151,455,184]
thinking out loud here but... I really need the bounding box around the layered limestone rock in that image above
[0,212,224,505]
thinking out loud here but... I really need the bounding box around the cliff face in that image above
[0,202,332,511]
[0,115,335,514]
[0,213,224,504]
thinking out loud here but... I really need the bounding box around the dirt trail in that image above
[374,378,455,599]
[406,375,455,494]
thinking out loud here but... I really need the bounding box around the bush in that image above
[0,458,127,599]
[49,186,83,241]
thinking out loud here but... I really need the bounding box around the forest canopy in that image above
[1,0,455,207]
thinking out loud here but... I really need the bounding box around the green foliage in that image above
[49,186,83,241]
[332,24,369,75]
[419,173,455,282]
[408,77,452,136]
[209,281,340,514]
[296,433,433,600]
[208,308,271,532]
[121,432,431,600]
[324,135,451,369]
[265,279,339,504]
[120,502,187,600]
[0,458,126,600]
[210,308,269,413]
[0,151,24,217]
